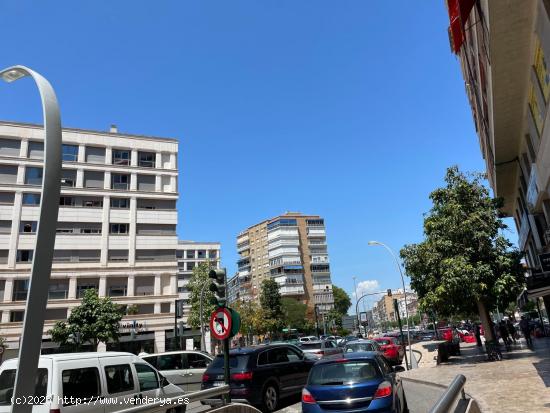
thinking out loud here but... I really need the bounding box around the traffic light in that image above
[387,289,392,297]
[209,268,227,307]
[175,299,185,318]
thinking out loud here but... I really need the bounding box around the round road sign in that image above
[210,307,232,340]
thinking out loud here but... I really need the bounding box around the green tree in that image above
[281,298,308,329]
[188,261,217,329]
[234,300,267,341]
[260,279,283,334]
[400,167,525,342]
[332,285,352,315]
[49,289,123,350]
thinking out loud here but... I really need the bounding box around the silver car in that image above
[140,350,213,391]
[344,339,383,355]
[299,340,343,359]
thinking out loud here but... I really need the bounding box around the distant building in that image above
[235,212,334,317]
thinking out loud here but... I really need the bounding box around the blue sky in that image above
[0,1,514,311]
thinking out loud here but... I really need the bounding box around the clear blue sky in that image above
[1,1,513,310]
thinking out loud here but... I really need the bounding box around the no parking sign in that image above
[210,307,232,340]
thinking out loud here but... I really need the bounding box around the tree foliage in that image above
[332,285,352,316]
[188,261,217,329]
[281,297,308,329]
[234,300,267,336]
[400,167,524,340]
[49,289,123,350]
[259,279,283,334]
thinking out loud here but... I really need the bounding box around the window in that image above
[111,198,130,208]
[138,151,156,168]
[85,146,105,164]
[24,167,43,185]
[113,149,131,165]
[59,196,74,206]
[156,354,184,370]
[267,348,290,364]
[112,173,130,190]
[134,364,159,392]
[0,369,47,405]
[104,364,134,394]
[309,360,380,385]
[62,367,101,402]
[0,192,15,205]
[529,84,544,136]
[0,221,11,234]
[82,198,103,207]
[110,223,129,234]
[48,281,69,299]
[187,262,195,271]
[137,174,155,191]
[198,250,206,259]
[84,171,104,189]
[9,311,24,322]
[80,227,101,234]
[209,250,217,259]
[22,193,40,205]
[186,250,195,259]
[27,141,44,159]
[0,138,21,157]
[77,283,98,298]
[20,221,37,233]
[108,284,127,297]
[0,166,17,185]
[109,250,129,262]
[187,353,211,369]
[62,144,78,162]
[17,250,33,263]
[61,169,77,187]
[13,280,29,301]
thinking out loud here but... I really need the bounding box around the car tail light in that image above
[315,350,325,356]
[231,371,253,381]
[302,388,316,404]
[373,381,392,399]
[202,373,210,382]
[50,410,61,413]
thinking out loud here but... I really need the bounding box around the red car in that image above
[373,336,404,365]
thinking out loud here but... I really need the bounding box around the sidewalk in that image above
[400,338,550,412]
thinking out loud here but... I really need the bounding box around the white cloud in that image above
[352,280,381,299]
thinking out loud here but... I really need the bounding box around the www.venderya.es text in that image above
[12,396,190,406]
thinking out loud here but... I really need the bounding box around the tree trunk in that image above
[477,300,494,342]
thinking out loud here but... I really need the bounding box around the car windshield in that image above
[301,342,322,350]
[0,369,48,405]
[376,339,391,345]
[345,343,376,352]
[210,354,249,369]
[309,360,380,385]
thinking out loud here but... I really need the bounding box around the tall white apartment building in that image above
[0,121,180,357]
[176,240,221,324]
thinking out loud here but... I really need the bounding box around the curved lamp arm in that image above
[1,66,62,413]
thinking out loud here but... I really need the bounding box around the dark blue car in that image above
[302,352,407,413]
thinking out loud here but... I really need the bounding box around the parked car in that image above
[437,328,461,357]
[140,350,213,391]
[201,343,315,412]
[300,340,343,359]
[0,352,185,413]
[344,339,383,356]
[301,352,407,413]
[373,337,405,366]
[299,336,319,343]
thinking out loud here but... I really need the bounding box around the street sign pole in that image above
[394,298,409,370]
[224,336,231,403]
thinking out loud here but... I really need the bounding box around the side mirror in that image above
[393,365,406,373]
[159,374,170,387]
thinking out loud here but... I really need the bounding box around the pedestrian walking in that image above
[498,321,510,349]
[519,316,533,347]
[506,319,517,344]
[474,323,482,347]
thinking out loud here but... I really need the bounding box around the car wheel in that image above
[262,383,279,412]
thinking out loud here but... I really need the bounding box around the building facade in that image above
[176,240,221,324]
[235,212,334,316]
[372,293,405,326]
[446,0,550,310]
[0,121,180,356]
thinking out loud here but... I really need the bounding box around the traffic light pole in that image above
[223,336,231,403]
[174,299,179,350]
[393,298,409,370]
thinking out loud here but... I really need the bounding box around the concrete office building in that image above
[446,1,550,310]
[235,212,334,317]
[176,240,221,323]
[0,121,180,356]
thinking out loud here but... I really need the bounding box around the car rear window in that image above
[309,361,380,385]
[345,343,376,353]
[0,369,48,405]
[210,354,249,369]
[376,339,391,345]
[301,342,322,349]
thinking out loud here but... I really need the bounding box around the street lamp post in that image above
[353,276,360,334]
[0,66,62,413]
[368,241,413,369]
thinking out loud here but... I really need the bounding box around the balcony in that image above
[237,242,250,253]
[267,228,299,241]
[136,209,177,224]
[307,228,326,237]
[136,235,178,249]
[238,269,250,278]
[279,285,305,296]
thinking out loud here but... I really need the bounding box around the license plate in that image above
[213,381,225,387]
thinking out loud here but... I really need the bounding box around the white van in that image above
[0,352,186,413]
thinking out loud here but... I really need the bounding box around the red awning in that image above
[447,0,476,53]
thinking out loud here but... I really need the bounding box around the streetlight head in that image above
[368,241,379,246]
[0,68,27,83]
